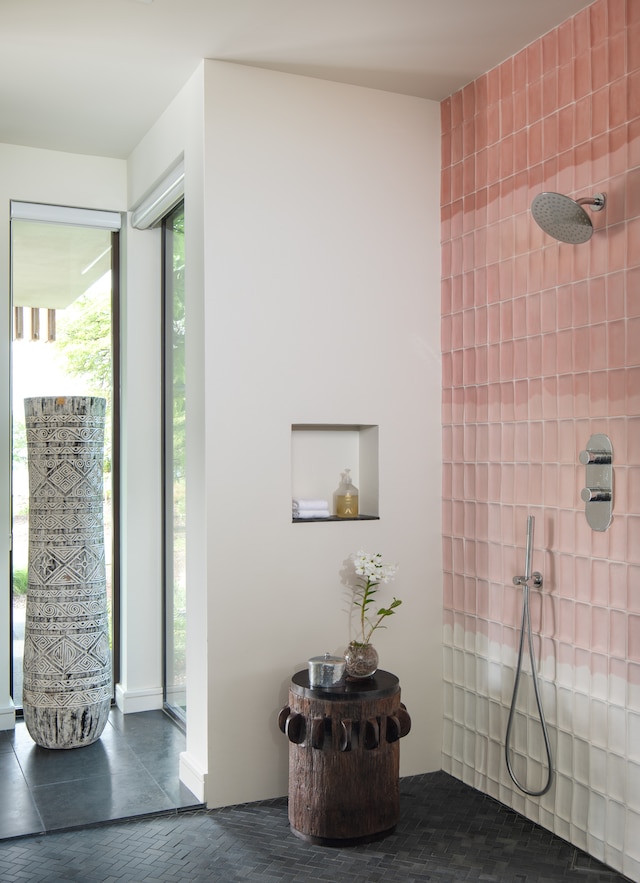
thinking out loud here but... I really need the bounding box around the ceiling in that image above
[0,0,594,160]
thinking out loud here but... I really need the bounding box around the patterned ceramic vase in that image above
[22,396,111,749]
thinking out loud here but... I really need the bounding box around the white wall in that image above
[198,61,442,806]
[0,143,126,727]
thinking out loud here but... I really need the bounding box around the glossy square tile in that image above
[0,710,201,841]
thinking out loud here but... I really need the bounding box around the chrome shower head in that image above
[531,191,606,244]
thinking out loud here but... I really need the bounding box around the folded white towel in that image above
[294,509,331,519]
[292,499,330,511]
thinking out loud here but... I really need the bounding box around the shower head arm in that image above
[576,193,606,212]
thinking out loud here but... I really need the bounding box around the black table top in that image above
[290,669,399,700]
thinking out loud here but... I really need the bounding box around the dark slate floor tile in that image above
[30,766,176,831]
[0,716,629,883]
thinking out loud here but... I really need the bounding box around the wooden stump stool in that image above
[278,670,411,845]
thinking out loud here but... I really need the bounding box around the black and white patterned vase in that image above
[23,396,111,749]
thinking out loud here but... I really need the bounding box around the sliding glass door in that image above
[10,206,120,708]
[162,203,186,723]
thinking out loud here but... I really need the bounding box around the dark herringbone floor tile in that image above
[0,772,630,883]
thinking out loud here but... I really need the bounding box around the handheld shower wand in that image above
[505,516,553,796]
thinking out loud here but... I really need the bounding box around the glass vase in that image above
[344,642,378,679]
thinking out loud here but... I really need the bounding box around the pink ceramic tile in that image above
[608,29,626,81]
[529,463,544,505]
[629,70,640,120]
[543,463,559,506]
[608,509,627,559]
[628,24,640,74]
[574,52,591,100]
[451,89,463,128]
[543,113,559,160]
[526,38,543,83]
[628,216,640,267]
[589,324,607,370]
[591,558,610,605]
[462,81,475,121]
[560,464,577,509]
[629,319,640,366]
[542,27,558,70]
[441,97,452,134]
[610,610,627,659]
[529,378,543,420]
[558,375,575,419]
[609,561,628,610]
[557,419,575,463]
[442,388,452,425]
[630,566,640,614]
[451,127,463,168]
[501,94,514,137]
[609,76,628,129]
[542,420,557,461]
[463,155,475,195]
[574,96,592,146]
[527,79,543,126]
[500,135,514,179]
[591,41,609,91]
[542,246,559,289]
[500,56,514,100]
[591,132,609,187]
[589,0,607,44]
[527,336,543,378]
[475,73,488,113]
[486,66,500,106]
[543,71,559,118]
[592,606,610,654]
[590,371,609,417]
[607,320,626,369]
[573,373,590,418]
[451,350,464,387]
[575,602,592,648]
[514,129,528,175]
[591,86,610,137]
[528,420,543,462]
[573,326,591,372]
[557,17,573,64]
[501,422,515,462]
[542,376,558,418]
[475,150,488,192]
[476,347,488,385]
[573,7,591,55]
[557,329,574,374]
[513,379,527,420]
[628,516,640,565]
[559,598,575,643]
[462,348,476,393]
[557,60,575,111]
[628,366,640,416]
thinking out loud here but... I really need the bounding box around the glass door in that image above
[10,211,119,709]
[162,203,186,723]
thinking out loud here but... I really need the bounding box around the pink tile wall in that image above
[441,3,640,873]
[441,0,640,673]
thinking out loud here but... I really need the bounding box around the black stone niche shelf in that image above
[292,515,380,523]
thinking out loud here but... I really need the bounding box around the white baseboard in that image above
[115,684,163,714]
[180,750,207,803]
[0,700,16,731]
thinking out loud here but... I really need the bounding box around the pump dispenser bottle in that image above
[335,468,359,518]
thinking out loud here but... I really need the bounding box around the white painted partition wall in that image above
[128,60,443,807]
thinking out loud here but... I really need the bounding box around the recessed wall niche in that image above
[291,424,379,522]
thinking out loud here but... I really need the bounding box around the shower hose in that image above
[504,515,553,797]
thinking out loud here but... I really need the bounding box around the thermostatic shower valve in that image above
[579,433,613,531]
